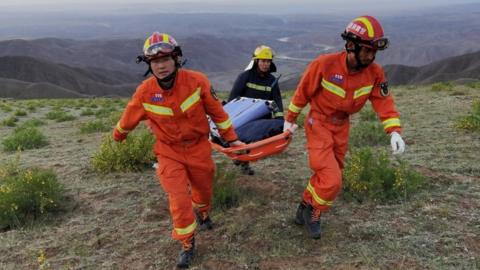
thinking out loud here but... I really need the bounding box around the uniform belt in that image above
[170,136,208,146]
[176,139,199,146]
[309,111,349,126]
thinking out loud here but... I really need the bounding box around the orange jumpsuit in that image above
[286,51,401,212]
[113,69,237,241]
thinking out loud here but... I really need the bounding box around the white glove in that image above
[229,140,246,147]
[283,121,298,133]
[390,131,405,155]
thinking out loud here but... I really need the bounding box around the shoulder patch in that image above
[210,87,219,100]
[379,82,389,97]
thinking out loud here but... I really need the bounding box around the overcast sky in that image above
[1,0,479,15]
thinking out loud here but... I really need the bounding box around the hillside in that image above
[384,50,480,85]
[0,56,136,97]
[278,50,480,90]
[0,36,255,75]
[0,78,87,99]
[0,84,479,268]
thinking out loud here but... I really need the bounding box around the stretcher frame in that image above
[210,130,293,162]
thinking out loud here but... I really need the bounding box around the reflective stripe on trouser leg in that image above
[157,157,197,241]
[303,118,348,211]
[303,146,342,211]
[186,140,215,213]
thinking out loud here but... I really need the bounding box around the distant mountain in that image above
[0,78,87,99]
[384,50,480,85]
[0,56,136,98]
[278,50,480,91]
[0,36,255,75]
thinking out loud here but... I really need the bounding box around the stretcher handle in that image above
[212,130,292,154]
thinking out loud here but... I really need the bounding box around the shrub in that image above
[466,81,480,89]
[213,162,240,210]
[0,103,13,113]
[26,104,37,112]
[0,156,65,228]
[45,109,76,122]
[108,111,123,125]
[343,147,425,202]
[431,82,453,92]
[359,107,377,121]
[79,119,111,134]
[92,128,156,173]
[19,118,46,128]
[14,109,27,117]
[349,122,389,148]
[456,115,480,131]
[95,107,117,118]
[473,99,480,115]
[2,116,18,127]
[2,127,48,152]
[456,99,480,131]
[80,108,95,116]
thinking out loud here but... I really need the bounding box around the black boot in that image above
[295,202,306,225]
[240,162,255,175]
[177,237,195,268]
[195,211,213,231]
[302,204,322,239]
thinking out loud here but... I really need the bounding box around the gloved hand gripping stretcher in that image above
[209,97,293,162]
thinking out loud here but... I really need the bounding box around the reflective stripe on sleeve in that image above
[382,118,401,130]
[116,122,129,134]
[288,102,303,113]
[215,118,233,130]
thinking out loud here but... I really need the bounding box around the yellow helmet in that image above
[253,45,275,60]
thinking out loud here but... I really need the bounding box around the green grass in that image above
[431,82,454,92]
[342,147,425,203]
[1,116,18,127]
[212,162,240,210]
[0,88,479,269]
[80,108,95,116]
[45,109,76,122]
[19,118,46,128]
[2,127,48,152]
[91,128,156,173]
[349,121,389,148]
[455,99,480,131]
[0,155,65,229]
[14,109,27,117]
[79,119,111,134]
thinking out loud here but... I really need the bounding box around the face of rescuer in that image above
[150,55,176,80]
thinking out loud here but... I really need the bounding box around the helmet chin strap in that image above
[155,68,178,90]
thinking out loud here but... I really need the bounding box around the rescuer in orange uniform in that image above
[112,32,243,268]
[284,16,406,239]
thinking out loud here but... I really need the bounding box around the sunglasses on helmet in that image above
[359,37,389,50]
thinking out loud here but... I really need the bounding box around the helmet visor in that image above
[373,38,389,50]
[359,38,389,50]
[144,42,175,57]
